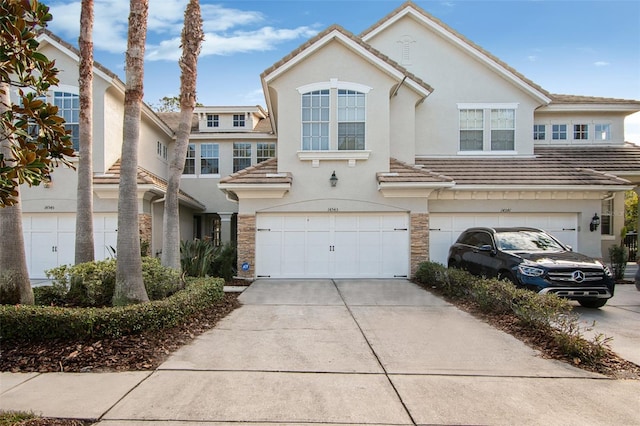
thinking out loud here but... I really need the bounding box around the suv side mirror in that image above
[479,244,495,254]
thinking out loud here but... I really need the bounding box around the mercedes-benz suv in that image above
[447,227,615,308]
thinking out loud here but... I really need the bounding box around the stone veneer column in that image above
[410,213,429,277]
[138,213,152,256]
[237,214,256,279]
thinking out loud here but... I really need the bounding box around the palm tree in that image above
[75,0,95,265]
[162,0,204,271]
[113,0,150,305]
[0,83,33,305]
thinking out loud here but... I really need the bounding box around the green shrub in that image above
[608,244,628,280]
[0,276,224,341]
[414,260,612,365]
[181,239,217,277]
[210,243,237,282]
[44,258,180,307]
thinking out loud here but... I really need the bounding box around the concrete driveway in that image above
[2,279,639,425]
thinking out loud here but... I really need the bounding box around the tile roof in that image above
[377,158,453,184]
[156,112,198,133]
[548,94,640,105]
[94,160,205,209]
[415,156,631,187]
[261,24,434,95]
[535,144,640,175]
[218,158,292,185]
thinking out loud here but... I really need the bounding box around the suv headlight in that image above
[603,265,613,278]
[518,265,545,277]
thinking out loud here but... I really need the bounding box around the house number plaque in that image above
[327,208,339,212]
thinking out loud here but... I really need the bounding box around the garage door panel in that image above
[256,213,409,278]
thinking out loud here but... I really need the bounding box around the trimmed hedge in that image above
[414,261,611,364]
[0,276,224,341]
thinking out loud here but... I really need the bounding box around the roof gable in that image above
[261,25,433,98]
[361,1,552,104]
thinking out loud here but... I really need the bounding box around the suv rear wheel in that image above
[578,299,608,309]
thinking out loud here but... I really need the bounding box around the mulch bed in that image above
[0,293,241,373]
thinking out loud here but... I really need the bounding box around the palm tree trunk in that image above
[162,0,203,271]
[75,0,95,265]
[113,0,149,305]
[0,82,33,305]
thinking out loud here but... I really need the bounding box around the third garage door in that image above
[429,213,578,266]
[255,213,409,278]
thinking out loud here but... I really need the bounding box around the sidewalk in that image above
[2,279,640,425]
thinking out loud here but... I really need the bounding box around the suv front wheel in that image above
[578,299,608,309]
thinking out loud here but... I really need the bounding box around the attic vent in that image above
[398,35,415,65]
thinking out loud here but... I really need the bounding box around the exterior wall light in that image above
[330,171,338,187]
[589,213,600,232]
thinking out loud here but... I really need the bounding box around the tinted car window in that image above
[495,230,564,252]
[459,231,493,248]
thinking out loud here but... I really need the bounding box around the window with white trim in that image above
[552,124,567,140]
[257,142,276,163]
[595,124,610,141]
[302,89,330,150]
[573,124,588,140]
[156,141,168,160]
[54,91,80,151]
[184,144,196,175]
[207,114,219,128]
[200,143,219,175]
[337,89,366,150]
[490,109,515,150]
[233,142,251,172]
[233,114,245,127]
[459,109,484,151]
[458,104,516,152]
[533,124,546,140]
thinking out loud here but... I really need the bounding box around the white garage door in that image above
[23,213,118,278]
[429,213,578,266]
[255,213,409,278]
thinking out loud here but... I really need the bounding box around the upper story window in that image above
[257,142,276,163]
[552,124,567,140]
[200,143,219,175]
[233,114,245,127]
[54,91,79,151]
[533,124,546,140]
[184,144,196,175]
[490,109,515,151]
[458,104,517,152]
[459,109,484,151]
[301,89,330,150]
[337,90,366,150]
[233,142,251,172]
[573,124,588,140]
[595,124,611,141]
[207,114,219,128]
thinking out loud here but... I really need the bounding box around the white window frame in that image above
[207,114,219,128]
[552,124,567,141]
[233,114,245,128]
[200,143,220,177]
[595,123,611,141]
[296,79,372,166]
[233,142,252,172]
[183,143,196,176]
[457,103,518,154]
[601,198,614,236]
[533,124,546,141]
[573,124,589,140]
[257,142,276,163]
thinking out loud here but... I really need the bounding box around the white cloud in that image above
[594,61,610,67]
[47,1,318,61]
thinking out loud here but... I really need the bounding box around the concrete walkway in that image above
[2,279,640,425]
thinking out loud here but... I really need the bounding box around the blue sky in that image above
[44,0,640,141]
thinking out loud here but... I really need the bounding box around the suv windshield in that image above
[495,230,565,252]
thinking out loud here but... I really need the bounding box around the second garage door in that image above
[429,213,578,266]
[255,213,410,278]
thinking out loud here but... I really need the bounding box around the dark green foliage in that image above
[181,239,237,280]
[608,245,628,280]
[0,277,224,341]
[43,257,180,307]
[414,261,611,365]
